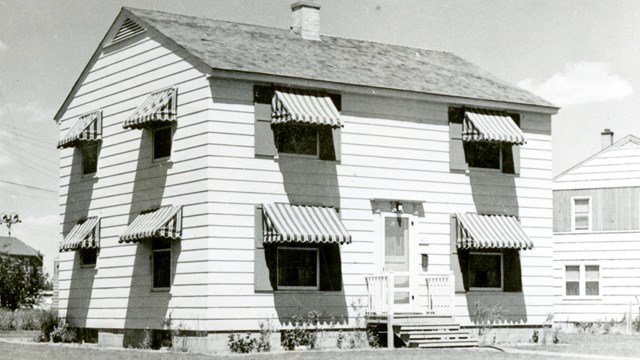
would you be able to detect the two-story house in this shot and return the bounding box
[554,130,640,325]
[55,2,557,351]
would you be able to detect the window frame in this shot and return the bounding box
[80,248,98,268]
[81,142,99,176]
[152,125,173,162]
[564,263,601,298]
[468,251,504,291]
[571,196,592,232]
[276,246,320,291]
[152,238,172,291]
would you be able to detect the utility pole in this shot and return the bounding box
[0,213,21,237]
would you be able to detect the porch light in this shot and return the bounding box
[394,201,403,213]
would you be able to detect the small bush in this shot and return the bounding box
[256,318,273,352]
[471,300,504,343]
[531,330,539,343]
[50,319,77,343]
[228,333,257,353]
[281,313,320,351]
[35,309,58,342]
[14,309,40,330]
[0,309,14,331]
[140,327,153,350]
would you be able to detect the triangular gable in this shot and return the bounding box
[53,8,213,123]
[554,134,640,183]
[108,17,146,45]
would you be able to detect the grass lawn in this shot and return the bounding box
[512,333,640,358]
[0,340,576,360]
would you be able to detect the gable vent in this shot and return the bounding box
[110,18,146,44]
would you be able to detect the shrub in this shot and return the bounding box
[281,313,321,351]
[0,309,14,331]
[35,309,58,342]
[50,319,77,343]
[256,318,273,352]
[228,333,257,353]
[14,309,39,330]
[471,300,504,341]
[140,327,153,350]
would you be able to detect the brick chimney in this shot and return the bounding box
[291,1,321,41]
[601,128,614,149]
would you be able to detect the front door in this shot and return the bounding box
[384,215,415,313]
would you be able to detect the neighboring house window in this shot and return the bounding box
[81,142,99,175]
[468,252,503,290]
[572,197,591,231]
[153,126,172,161]
[80,248,97,268]
[277,247,319,290]
[152,238,171,289]
[565,264,600,296]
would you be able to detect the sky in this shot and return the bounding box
[0,0,639,274]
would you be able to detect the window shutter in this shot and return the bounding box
[319,244,342,291]
[319,126,341,161]
[450,215,468,292]
[512,144,520,175]
[255,103,276,158]
[254,206,274,292]
[449,109,468,173]
[503,249,522,292]
[333,127,341,162]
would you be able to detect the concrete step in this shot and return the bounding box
[407,331,472,339]
[417,340,478,348]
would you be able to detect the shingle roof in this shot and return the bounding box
[125,7,556,109]
[0,236,41,258]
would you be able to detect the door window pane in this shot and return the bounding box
[385,217,409,271]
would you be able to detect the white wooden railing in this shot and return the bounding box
[365,271,455,316]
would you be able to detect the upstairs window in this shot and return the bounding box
[572,197,591,231]
[153,125,173,161]
[81,142,99,175]
[80,248,98,268]
[58,110,102,177]
[254,86,342,161]
[449,108,524,174]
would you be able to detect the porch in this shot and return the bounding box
[365,272,477,348]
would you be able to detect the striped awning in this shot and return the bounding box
[462,110,526,145]
[271,88,342,127]
[456,213,533,250]
[262,203,351,244]
[58,111,102,149]
[119,205,182,243]
[59,217,100,252]
[123,88,177,129]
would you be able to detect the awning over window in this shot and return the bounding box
[271,88,342,127]
[119,205,182,243]
[59,217,100,252]
[262,203,351,244]
[58,111,102,149]
[123,88,177,129]
[456,213,533,250]
[462,110,526,145]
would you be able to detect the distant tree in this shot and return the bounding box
[0,252,46,310]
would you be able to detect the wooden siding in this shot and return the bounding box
[58,31,553,332]
[57,32,212,330]
[554,232,640,322]
[553,187,640,233]
[555,139,640,190]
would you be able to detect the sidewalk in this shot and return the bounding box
[503,347,640,360]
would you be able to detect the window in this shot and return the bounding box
[152,238,172,289]
[572,197,591,231]
[565,264,600,296]
[469,252,503,290]
[277,247,319,290]
[153,126,172,160]
[275,123,319,156]
[80,248,97,268]
[81,142,98,175]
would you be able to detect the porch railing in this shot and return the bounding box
[365,271,455,317]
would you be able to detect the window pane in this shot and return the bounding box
[585,265,599,280]
[277,248,318,288]
[385,217,409,271]
[153,250,171,288]
[574,215,589,229]
[153,126,172,160]
[80,248,97,266]
[464,142,501,169]
[152,238,172,250]
[82,143,98,175]
[394,292,410,304]
[469,253,502,288]
[276,124,318,156]
[574,199,589,213]
[585,281,599,296]
[566,281,580,296]
[565,265,580,281]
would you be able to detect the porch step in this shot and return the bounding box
[372,320,478,349]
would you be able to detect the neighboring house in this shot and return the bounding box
[554,130,640,324]
[0,236,43,269]
[55,2,557,350]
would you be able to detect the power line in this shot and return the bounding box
[0,179,57,194]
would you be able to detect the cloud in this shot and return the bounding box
[518,61,633,106]
[0,40,7,51]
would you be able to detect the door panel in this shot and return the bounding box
[384,216,413,312]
